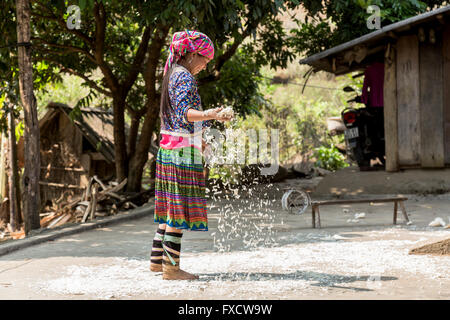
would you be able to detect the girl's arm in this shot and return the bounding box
[186,107,233,123]
[186,107,223,123]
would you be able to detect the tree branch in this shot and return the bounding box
[122,26,153,94]
[32,1,94,48]
[32,37,97,64]
[143,25,170,101]
[93,2,106,62]
[199,15,266,86]
[34,55,112,97]
[90,2,120,95]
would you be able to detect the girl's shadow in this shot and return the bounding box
[197,270,397,292]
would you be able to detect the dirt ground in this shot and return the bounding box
[409,238,450,256]
[0,175,448,300]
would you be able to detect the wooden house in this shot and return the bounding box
[299,6,450,172]
[18,102,117,211]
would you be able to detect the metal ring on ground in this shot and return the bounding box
[281,189,311,215]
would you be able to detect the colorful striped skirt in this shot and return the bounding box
[154,145,208,231]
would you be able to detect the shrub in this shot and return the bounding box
[313,145,349,171]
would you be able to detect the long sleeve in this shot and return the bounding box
[167,67,213,133]
[172,71,212,130]
[172,72,196,125]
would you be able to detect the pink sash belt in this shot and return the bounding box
[159,133,202,151]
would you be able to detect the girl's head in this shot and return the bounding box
[181,51,212,75]
[160,30,214,129]
[163,30,214,76]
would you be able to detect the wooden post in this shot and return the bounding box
[399,201,410,223]
[80,153,91,188]
[316,206,321,228]
[16,0,41,234]
[311,205,316,228]
[393,201,398,225]
[384,43,399,172]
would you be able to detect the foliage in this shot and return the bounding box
[314,144,349,171]
[208,165,241,186]
[199,47,265,118]
[292,0,447,56]
[9,0,304,189]
[289,22,333,57]
[24,0,299,115]
[222,60,361,173]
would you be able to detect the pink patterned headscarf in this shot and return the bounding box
[163,29,214,76]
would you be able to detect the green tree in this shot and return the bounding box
[1,0,60,233]
[24,0,299,192]
[291,0,447,56]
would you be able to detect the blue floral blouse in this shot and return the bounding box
[162,65,212,134]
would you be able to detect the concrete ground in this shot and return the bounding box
[313,166,450,196]
[0,177,448,300]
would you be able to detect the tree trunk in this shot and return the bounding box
[125,26,169,192]
[127,115,140,158]
[126,98,159,192]
[0,177,10,224]
[112,96,128,183]
[0,133,9,223]
[7,109,19,231]
[0,133,7,202]
[15,0,41,234]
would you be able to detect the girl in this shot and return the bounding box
[150,30,232,280]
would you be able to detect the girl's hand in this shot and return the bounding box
[216,113,234,122]
[204,107,223,120]
[215,107,234,122]
[204,107,234,122]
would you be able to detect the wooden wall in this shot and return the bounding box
[396,35,421,165]
[419,31,444,168]
[443,24,450,164]
[390,28,450,169]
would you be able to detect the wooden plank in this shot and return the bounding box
[89,152,106,161]
[40,166,86,172]
[311,197,408,206]
[38,181,84,189]
[443,24,450,164]
[396,35,421,165]
[384,44,399,172]
[419,33,445,168]
[89,184,98,221]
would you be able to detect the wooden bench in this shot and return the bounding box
[310,197,410,228]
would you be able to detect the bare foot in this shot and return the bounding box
[163,266,199,280]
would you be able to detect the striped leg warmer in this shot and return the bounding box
[150,227,166,267]
[162,232,183,267]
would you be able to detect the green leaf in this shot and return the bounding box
[69,106,82,122]
[79,0,87,11]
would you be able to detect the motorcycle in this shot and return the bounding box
[328,86,385,170]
